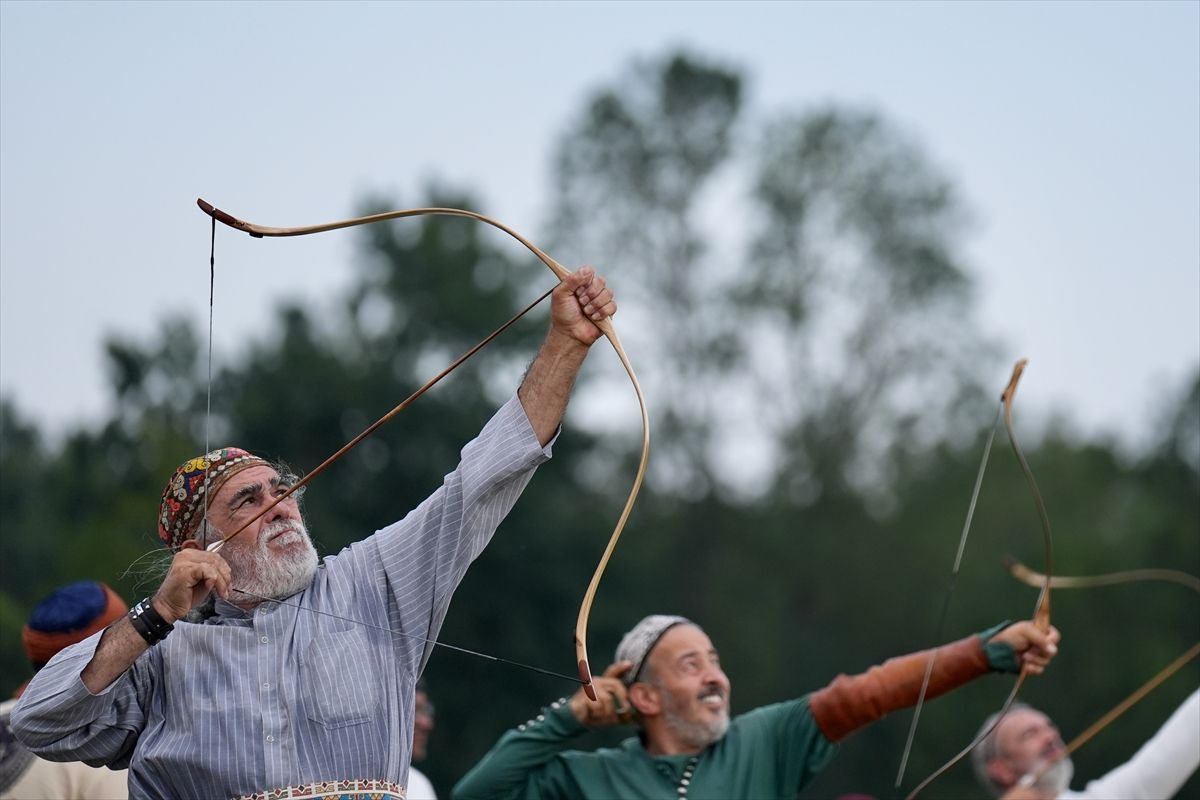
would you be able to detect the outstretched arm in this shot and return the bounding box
[810,620,1060,742]
[518,267,616,445]
[1052,688,1199,800]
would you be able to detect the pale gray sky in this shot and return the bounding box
[2,1,1197,451]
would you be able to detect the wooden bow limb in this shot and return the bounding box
[906,358,1055,799]
[197,199,650,702]
[1005,557,1200,594]
[997,358,1054,641]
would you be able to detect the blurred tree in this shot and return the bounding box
[1,47,1196,800]
[547,52,745,502]
[539,48,1196,800]
[1155,367,1200,474]
[547,52,997,514]
[742,107,995,510]
[0,400,47,684]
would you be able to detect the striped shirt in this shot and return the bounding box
[13,396,551,799]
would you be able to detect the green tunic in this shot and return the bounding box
[454,623,1018,800]
[453,696,837,800]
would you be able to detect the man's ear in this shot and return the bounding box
[988,757,1018,789]
[629,682,660,716]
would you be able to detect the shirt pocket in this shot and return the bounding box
[301,628,381,729]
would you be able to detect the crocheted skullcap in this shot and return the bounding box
[614,614,692,686]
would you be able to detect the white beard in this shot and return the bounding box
[1018,755,1074,797]
[1034,755,1074,796]
[228,519,319,600]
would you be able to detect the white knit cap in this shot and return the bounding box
[614,614,692,686]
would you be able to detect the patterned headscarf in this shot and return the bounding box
[22,580,128,669]
[614,614,692,686]
[158,447,270,549]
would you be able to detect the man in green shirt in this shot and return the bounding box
[454,614,1060,800]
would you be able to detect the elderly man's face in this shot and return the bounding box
[991,708,1070,789]
[643,624,731,749]
[203,465,318,600]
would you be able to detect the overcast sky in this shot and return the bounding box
[2,1,1197,452]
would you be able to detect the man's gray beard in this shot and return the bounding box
[1033,755,1074,796]
[228,519,319,601]
[659,689,730,750]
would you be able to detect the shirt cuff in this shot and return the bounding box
[505,393,559,458]
[979,620,1021,674]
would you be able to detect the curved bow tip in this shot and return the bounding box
[1003,554,1038,584]
[197,197,234,224]
[196,198,262,238]
[1001,358,1029,403]
[577,659,597,701]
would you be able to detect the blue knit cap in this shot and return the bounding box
[23,580,127,668]
[27,581,107,632]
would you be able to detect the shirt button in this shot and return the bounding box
[266,735,275,743]
[260,636,269,643]
[262,683,271,690]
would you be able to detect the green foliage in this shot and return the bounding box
[2,51,1197,800]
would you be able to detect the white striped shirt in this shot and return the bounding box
[13,396,551,799]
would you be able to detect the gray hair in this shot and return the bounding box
[971,702,1035,797]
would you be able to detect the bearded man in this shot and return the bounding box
[12,267,617,800]
[972,690,1199,800]
[454,614,1061,800]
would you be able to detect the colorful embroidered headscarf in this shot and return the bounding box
[158,447,270,549]
[22,580,128,669]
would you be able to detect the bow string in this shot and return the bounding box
[903,358,1055,798]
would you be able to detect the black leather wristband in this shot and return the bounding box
[129,596,174,646]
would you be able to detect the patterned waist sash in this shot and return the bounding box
[236,778,404,800]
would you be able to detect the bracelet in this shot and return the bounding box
[129,597,174,646]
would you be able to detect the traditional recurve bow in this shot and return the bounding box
[1003,556,1199,788]
[902,358,1055,799]
[197,199,650,701]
